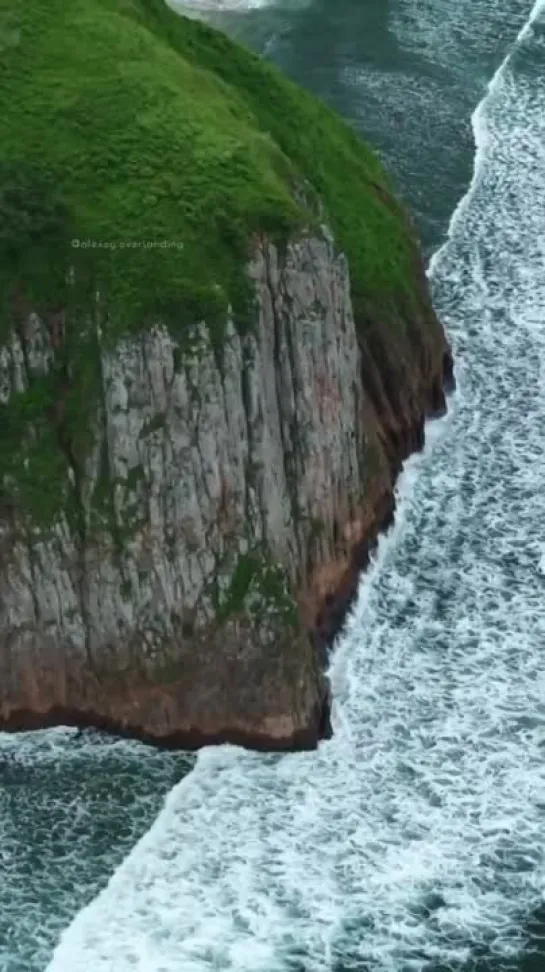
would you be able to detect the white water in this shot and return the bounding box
[46,3,545,970]
[167,0,297,14]
[169,1,267,10]
[391,0,532,76]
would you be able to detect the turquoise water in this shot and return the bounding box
[3,1,545,969]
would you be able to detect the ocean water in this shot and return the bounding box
[3,1,545,969]
[0,730,193,971]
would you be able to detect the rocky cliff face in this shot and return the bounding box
[0,229,452,749]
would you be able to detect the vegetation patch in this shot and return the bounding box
[0,0,419,338]
[213,548,299,629]
[0,375,71,525]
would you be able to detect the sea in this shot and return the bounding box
[2,0,545,969]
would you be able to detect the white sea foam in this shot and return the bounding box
[166,0,298,15]
[46,2,545,970]
[168,0,268,11]
[391,0,532,79]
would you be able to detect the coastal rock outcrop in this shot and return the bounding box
[0,0,452,749]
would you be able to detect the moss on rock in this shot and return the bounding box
[213,548,299,630]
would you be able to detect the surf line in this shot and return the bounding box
[429,0,545,282]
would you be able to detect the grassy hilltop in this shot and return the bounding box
[0,0,423,523]
[0,0,416,330]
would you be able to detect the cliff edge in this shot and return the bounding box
[0,0,453,749]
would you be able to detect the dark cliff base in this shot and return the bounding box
[1,702,332,753]
[0,643,333,753]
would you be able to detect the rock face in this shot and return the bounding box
[0,0,454,750]
[0,230,452,749]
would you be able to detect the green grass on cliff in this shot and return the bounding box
[0,0,415,333]
[0,0,422,524]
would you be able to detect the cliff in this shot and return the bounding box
[0,0,453,749]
